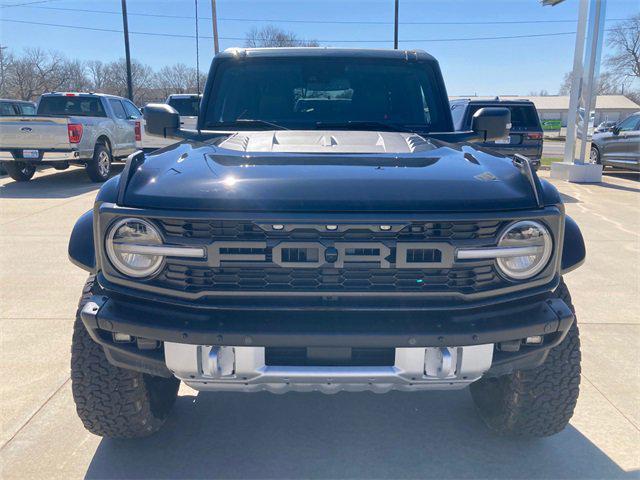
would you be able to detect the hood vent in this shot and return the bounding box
[216,130,435,154]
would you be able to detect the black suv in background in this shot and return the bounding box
[450,98,544,170]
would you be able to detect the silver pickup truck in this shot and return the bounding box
[0,92,143,182]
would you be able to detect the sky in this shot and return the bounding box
[0,0,638,96]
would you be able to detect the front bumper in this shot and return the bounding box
[80,287,575,388]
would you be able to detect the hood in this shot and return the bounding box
[123,131,542,212]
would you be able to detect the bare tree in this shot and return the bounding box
[245,25,318,48]
[153,63,206,99]
[0,45,13,97]
[558,71,629,96]
[103,58,154,104]
[86,60,108,92]
[528,89,549,96]
[605,14,640,86]
[1,46,206,105]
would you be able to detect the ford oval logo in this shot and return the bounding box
[20,127,32,133]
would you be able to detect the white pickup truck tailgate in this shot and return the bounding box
[0,116,71,150]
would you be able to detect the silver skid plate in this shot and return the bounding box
[164,344,494,393]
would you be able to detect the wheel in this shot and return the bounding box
[590,145,602,166]
[71,276,180,438]
[3,161,36,182]
[470,279,581,437]
[85,144,112,182]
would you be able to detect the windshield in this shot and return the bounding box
[204,58,449,132]
[168,97,200,116]
[37,96,106,117]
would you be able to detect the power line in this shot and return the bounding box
[10,4,629,25]
[0,0,58,8]
[1,18,625,43]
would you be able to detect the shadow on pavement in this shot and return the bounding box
[0,165,124,199]
[560,192,580,203]
[596,181,640,194]
[85,390,634,479]
[603,170,639,183]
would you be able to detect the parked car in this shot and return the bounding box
[0,98,37,116]
[166,93,201,130]
[69,48,584,440]
[0,99,37,176]
[450,97,544,170]
[590,112,640,171]
[594,120,616,134]
[0,92,143,182]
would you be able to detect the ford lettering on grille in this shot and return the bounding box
[207,241,454,269]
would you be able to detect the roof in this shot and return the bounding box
[41,92,127,100]
[449,95,640,111]
[450,97,534,105]
[167,94,202,99]
[219,47,436,62]
[0,98,36,104]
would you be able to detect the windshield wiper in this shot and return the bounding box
[315,121,411,133]
[205,119,289,130]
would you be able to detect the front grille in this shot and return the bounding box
[159,219,502,242]
[146,219,507,295]
[157,262,499,294]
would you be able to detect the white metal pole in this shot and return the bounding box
[563,0,589,164]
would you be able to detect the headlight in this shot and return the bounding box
[106,218,164,278]
[496,221,552,280]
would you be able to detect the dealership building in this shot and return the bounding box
[449,95,640,127]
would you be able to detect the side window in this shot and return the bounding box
[123,101,141,119]
[20,104,36,115]
[0,102,17,115]
[618,115,640,131]
[450,104,466,130]
[109,99,127,120]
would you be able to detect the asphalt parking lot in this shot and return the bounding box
[1,165,638,479]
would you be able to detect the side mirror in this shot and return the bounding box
[143,103,183,139]
[471,107,511,142]
[611,126,620,135]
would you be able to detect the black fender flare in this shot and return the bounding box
[561,215,586,275]
[68,209,96,273]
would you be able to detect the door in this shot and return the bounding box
[108,99,135,156]
[601,114,640,166]
[619,115,640,169]
[122,100,143,151]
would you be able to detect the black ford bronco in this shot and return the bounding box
[68,48,585,439]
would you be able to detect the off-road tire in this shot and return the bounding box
[470,279,581,437]
[71,276,180,438]
[3,161,36,182]
[85,144,112,182]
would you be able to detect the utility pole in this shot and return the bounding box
[121,0,134,101]
[211,0,219,54]
[195,0,201,94]
[393,0,399,49]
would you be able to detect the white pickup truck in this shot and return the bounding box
[0,92,143,182]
